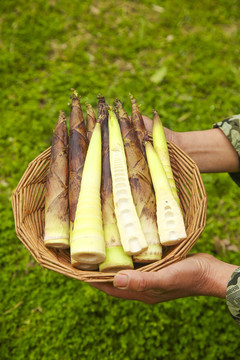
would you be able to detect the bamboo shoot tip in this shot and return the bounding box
[108,105,113,113]
[113,98,121,107]
[85,100,91,108]
[97,93,106,102]
[58,110,66,123]
[70,88,80,100]
[152,109,160,117]
[129,93,136,104]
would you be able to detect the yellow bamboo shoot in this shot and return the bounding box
[99,98,133,272]
[145,141,187,246]
[70,118,105,265]
[152,110,180,207]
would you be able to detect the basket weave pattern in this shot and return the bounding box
[12,141,207,282]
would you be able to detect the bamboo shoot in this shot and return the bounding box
[86,101,96,142]
[70,118,105,265]
[152,110,180,207]
[44,111,69,248]
[115,99,162,262]
[99,99,133,272]
[108,107,148,256]
[145,140,186,246]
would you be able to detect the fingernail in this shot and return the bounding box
[114,273,129,289]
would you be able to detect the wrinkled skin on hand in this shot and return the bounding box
[91,253,235,304]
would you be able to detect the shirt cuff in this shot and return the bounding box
[213,115,240,186]
[226,267,240,326]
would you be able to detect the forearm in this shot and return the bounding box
[199,256,239,299]
[174,128,239,173]
[142,115,239,173]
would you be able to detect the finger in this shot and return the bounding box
[113,270,163,292]
[90,281,115,293]
[90,282,149,302]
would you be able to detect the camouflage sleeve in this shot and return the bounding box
[213,115,240,186]
[213,116,240,325]
[226,267,240,326]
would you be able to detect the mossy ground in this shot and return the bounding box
[1,1,239,359]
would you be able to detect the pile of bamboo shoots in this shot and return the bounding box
[44,91,186,272]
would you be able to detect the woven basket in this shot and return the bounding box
[12,141,207,282]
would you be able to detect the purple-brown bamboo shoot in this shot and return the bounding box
[44,111,69,248]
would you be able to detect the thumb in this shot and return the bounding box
[113,270,161,291]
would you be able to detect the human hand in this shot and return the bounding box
[91,253,238,304]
